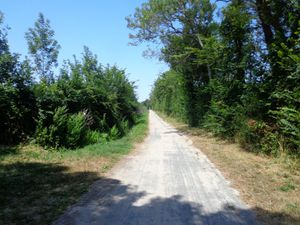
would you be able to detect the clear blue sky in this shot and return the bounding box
[1,0,169,101]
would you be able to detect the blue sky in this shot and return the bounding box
[1,0,169,101]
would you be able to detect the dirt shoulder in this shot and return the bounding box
[158,113,300,225]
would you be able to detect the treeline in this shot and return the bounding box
[128,0,300,156]
[1,13,139,149]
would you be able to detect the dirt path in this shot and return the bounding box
[54,111,259,225]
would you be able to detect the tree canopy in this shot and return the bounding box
[132,0,300,155]
[25,13,61,83]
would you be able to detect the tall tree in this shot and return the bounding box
[219,0,255,103]
[147,0,300,154]
[25,13,60,83]
[127,0,216,126]
[255,0,300,81]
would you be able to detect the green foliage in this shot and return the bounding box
[128,0,216,126]
[202,100,233,136]
[141,0,300,156]
[85,130,104,145]
[141,99,150,110]
[0,11,139,150]
[36,107,105,149]
[0,84,23,143]
[150,70,186,121]
[118,118,129,137]
[248,123,280,155]
[272,107,300,153]
[25,13,60,83]
[0,14,36,144]
[35,107,68,149]
[66,112,87,148]
[279,181,296,192]
[108,125,120,141]
[32,49,139,149]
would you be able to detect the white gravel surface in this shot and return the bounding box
[54,111,259,225]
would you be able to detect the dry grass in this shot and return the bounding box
[0,148,103,225]
[159,113,300,225]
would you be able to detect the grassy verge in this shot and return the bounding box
[157,112,300,225]
[0,112,149,225]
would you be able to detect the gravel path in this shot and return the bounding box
[54,111,259,225]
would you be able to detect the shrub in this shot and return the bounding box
[118,118,129,136]
[240,120,281,155]
[202,100,245,138]
[35,106,67,148]
[272,107,300,153]
[35,106,88,149]
[108,125,120,140]
[0,83,36,144]
[66,112,87,148]
[85,130,105,144]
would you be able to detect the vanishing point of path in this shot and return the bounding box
[54,111,259,225]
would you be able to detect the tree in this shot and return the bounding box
[127,0,216,126]
[25,13,60,83]
[254,0,300,87]
[150,70,186,120]
[218,0,255,102]
[147,0,300,155]
[0,12,36,144]
[0,12,18,84]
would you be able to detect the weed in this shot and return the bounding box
[279,182,296,192]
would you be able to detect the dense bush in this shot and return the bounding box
[32,52,139,149]
[35,107,89,149]
[0,12,139,149]
[85,130,105,145]
[0,60,37,144]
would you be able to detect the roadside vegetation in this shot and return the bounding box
[158,112,299,225]
[128,0,300,157]
[129,1,300,224]
[0,111,148,225]
[0,10,149,225]
[1,12,139,149]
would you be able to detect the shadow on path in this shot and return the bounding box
[0,162,100,225]
[55,177,300,225]
[0,161,299,225]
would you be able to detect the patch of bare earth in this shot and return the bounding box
[160,115,300,225]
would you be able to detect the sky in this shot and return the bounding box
[0,0,169,101]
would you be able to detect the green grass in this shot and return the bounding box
[65,112,148,158]
[279,181,296,192]
[0,111,149,225]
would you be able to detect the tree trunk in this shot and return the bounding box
[255,0,273,49]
